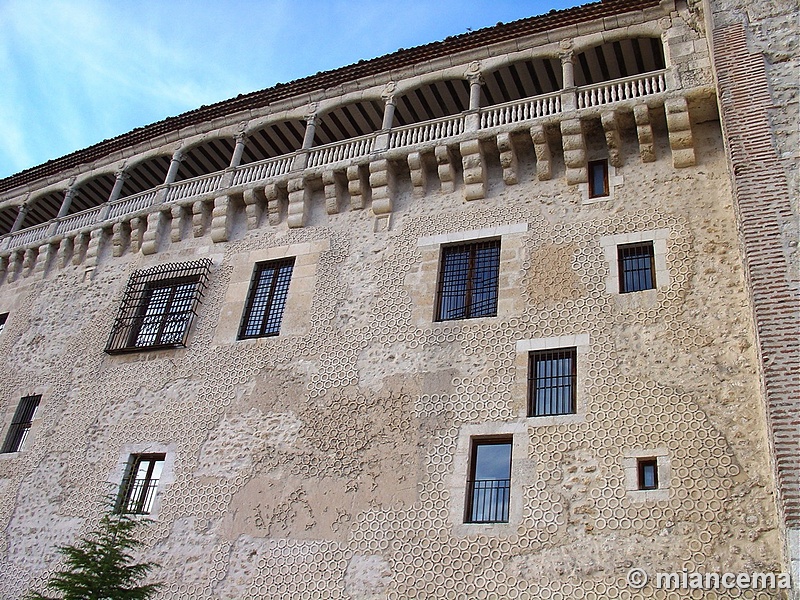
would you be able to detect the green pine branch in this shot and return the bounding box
[27,509,162,600]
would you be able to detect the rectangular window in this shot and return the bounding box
[528,348,577,417]
[588,159,609,198]
[238,258,295,339]
[465,438,512,523]
[0,313,8,335]
[637,458,659,490]
[105,259,211,354]
[436,240,501,321]
[618,242,656,293]
[1,395,41,453]
[117,454,166,515]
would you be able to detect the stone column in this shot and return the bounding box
[57,186,77,219]
[302,114,317,150]
[230,132,248,168]
[10,204,29,233]
[165,150,184,185]
[465,64,484,133]
[108,171,128,204]
[560,45,577,112]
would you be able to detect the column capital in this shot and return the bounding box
[381,81,397,105]
[114,169,130,181]
[465,61,484,85]
[171,148,184,162]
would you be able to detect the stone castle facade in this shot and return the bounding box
[0,0,796,598]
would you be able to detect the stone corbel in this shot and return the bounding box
[346,165,369,210]
[287,178,309,228]
[192,201,209,238]
[369,159,395,215]
[141,210,164,254]
[665,96,695,168]
[531,123,552,181]
[407,152,427,197]
[243,187,265,229]
[601,110,623,167]
[460,139,486,201]
[435,146,456,193]
[323,170,343,215]
[210,195,231,242]
[634,104,656,163]
[497,132,518,185]
[264,183,282,225]
[560,118,587,185]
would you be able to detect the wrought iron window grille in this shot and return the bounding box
[105,259,211,354]
[618,242,656,293]
[116,453,165,515]
[528,347,577,417]
[465,438,512,524]
[436,240,501,321]
[1,394,41,453]
[238,258,295,340]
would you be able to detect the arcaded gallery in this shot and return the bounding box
[0,0,796,598]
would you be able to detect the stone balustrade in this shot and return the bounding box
[0,71,680,256]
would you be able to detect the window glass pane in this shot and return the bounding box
[530,348,576,416]
[239,259,295,339]
[618,243,655,293]
[474,443,512,480]
[437,241,500,321]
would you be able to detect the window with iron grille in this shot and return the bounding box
[618,242,656,293]
[1,394,41,453]
[238,258,295,339]
[105,259,211,354]
[588,159,609,198]
[436,240,501,321]
[117,454,165,515]
[465,438,512,523]
[528,348,577,417]
[0,313,7,335]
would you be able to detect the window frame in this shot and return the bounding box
[105,259,211,354]
[435,239,501,322]
[464,437,513,524]
[116,453,166,515]
[1,394,41,453]
[528,347,577,417]
[588,159,609,198]
[237,257,296,340]
[617,241,657,293]
[637,458,659,490]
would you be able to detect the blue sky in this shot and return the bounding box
[0,0,586,180]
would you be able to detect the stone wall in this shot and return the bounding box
[0,113,787,598]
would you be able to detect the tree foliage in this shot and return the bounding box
[27,509,161,600]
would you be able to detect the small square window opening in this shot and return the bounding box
[117,454,166,515]
[436,240,501,322]
[1,395,41,453]
[588,160,609,198]
[528,348,577,417]
[465,438,512,523]
[637,458,659,490]
[238,258,295,339]
[618,242,656,293]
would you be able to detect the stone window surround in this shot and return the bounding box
[580,159,623,205]
[599,229,670,295]
[623,447,670,502]
[215,238,329,342]
[515,334,590,425]
[410,223,528,326]
[449,422,531,537]
[107,443,176,520]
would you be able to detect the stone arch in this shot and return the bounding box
[242,118,306,162]
[313,98,385,146]
[480,55,564,105]
[392,78,471,126]
[573,36,666,86]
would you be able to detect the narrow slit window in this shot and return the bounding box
[238,258,295,339]
[1,394,41,453]
[0,313,7,335]
[465,438,512,524]
[436,240,501,321]
[618,242,656,293]
[637,458,659,490]
[588,159,609,198]
[528,348,577,417]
